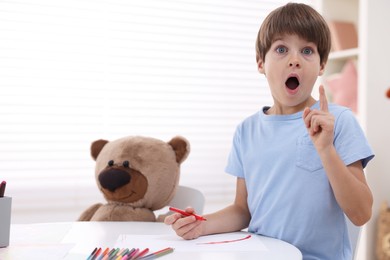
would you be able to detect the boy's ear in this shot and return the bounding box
[257,59,266,74]
[319,62,326,76]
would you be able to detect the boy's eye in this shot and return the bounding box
[302,47,313,55]
[276,46,287,54]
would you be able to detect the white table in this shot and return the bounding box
[0,221,302,259]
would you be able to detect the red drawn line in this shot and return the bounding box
[196,234,252,245]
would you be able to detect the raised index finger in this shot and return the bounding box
[319,85,328,112]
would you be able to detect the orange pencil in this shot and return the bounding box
[98,248,109,260]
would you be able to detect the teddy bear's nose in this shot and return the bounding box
[98,169,131,192]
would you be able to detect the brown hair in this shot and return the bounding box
[255,3,331,65]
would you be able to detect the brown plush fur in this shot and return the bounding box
[78,135,190,222]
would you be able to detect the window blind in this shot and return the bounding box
[0,0,308,223]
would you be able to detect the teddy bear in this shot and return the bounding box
[78,135,190,222]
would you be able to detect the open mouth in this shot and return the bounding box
[285,77,300,90]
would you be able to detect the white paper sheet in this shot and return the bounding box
[114,232,267,252]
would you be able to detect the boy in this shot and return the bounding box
[164,3,374,259]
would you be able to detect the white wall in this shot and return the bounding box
[359,0,390,259]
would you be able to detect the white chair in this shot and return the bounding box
[168,185,205,214]
[156,185,205,221]
[346,216,361,260]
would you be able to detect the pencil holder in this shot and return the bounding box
[0,196,12,247]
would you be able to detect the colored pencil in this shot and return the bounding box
[128,248,139,260]
[88,247,172,260]
[108,248,120,260]
[0,181,6,197]
[138,247,174,259]
[87,247,98,260]
[97,248,110,260]
[91,248,102,260]
[132,248,149,259]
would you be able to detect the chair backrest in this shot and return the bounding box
[346,216,361,259]
[168,185,205,214]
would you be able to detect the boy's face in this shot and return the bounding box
[257,34,325,114]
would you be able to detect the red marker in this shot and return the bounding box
[169,206,207,221]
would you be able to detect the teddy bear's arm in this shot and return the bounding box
[156,212,171,222]
[78,203,103,221]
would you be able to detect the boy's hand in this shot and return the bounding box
[302,85,335,151]
[164,207,203,240]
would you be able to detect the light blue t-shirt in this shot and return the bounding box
[225,102,374,260]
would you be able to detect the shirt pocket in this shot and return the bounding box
[296,136,323,172]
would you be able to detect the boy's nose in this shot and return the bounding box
[288,52,301,68]
[289,61,300,68]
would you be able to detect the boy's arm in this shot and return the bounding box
[164,178,251,239]
[202,178,251,235]
[303,85,373,226]
[318,147,373,226]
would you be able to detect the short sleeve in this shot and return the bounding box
[333,109,374,168]
[225,125,245,178]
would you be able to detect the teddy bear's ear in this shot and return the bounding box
[168,136,190,164]
[91,139,109,161]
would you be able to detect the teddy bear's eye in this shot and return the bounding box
[123,160,130,168]
[108,160,114,166]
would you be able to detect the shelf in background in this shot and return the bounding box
[328,48,359,61]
